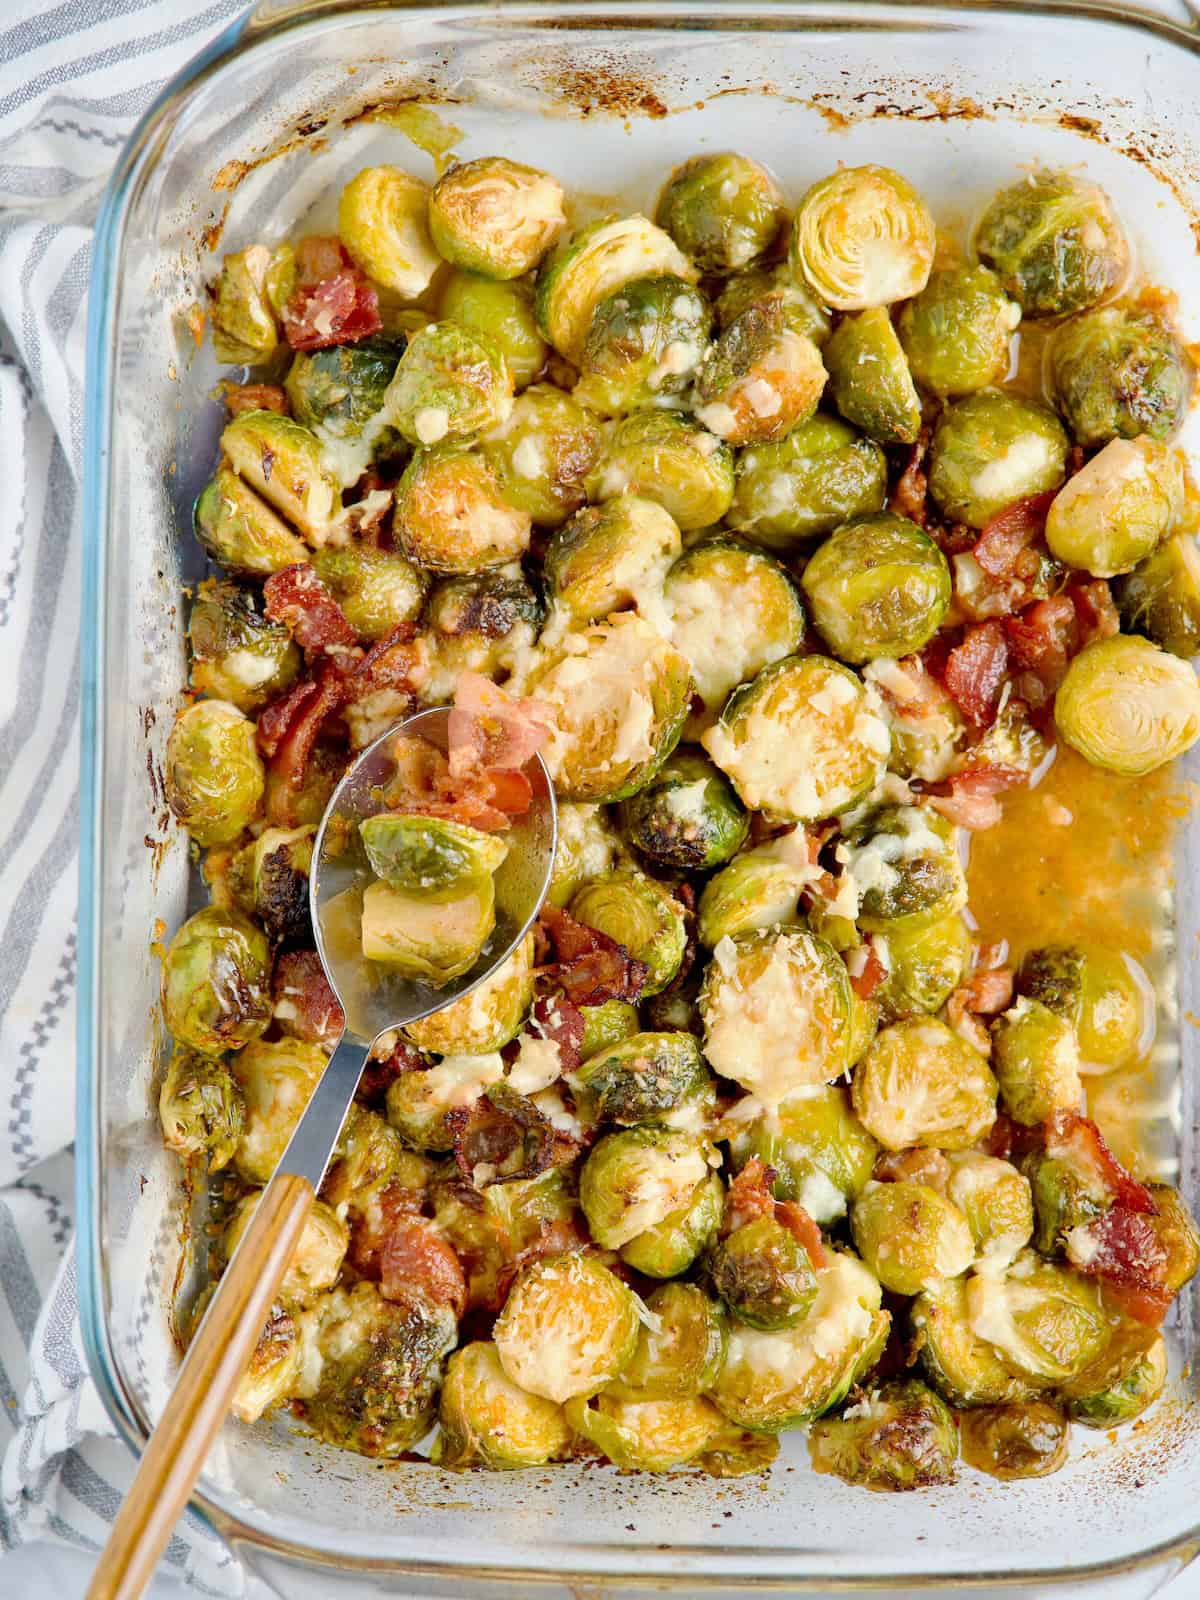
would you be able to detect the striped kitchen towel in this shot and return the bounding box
[0,1,248,1589]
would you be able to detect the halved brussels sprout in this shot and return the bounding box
[309,545,428,642]
[433,1340,572,1469]
[395,445,531,572]
[809,1378,958,1491]
[1055,634,1200,775]
[974,170,1128,319]
[285,337,404,438]
[165,700,265,847]
[727,413,887,553]
[385,1055,496,1152]
[229,1299,303,1424]
[574,1031,707,1126]
[440,272,548,391]
[546,802,624,908]
[730,1086,878,1222]
[494,1253,640,1403]
[711,1215,820,1330]
[712,1251,888,1432]
[897,265,1020,397]
[959,1400,1069,1480]
[360,877,495,982]
[322,1103,429,1218]
[1045,436,1183,578]
[850,1180,975,1296]
[429,157,566,279]
[802,514,950,664]
[716,264,832,347]
[1145,1183,1200,1294]
[663,537,805,722]
[158,1046,245,1171]
[228,824,314,945]
[221,411,341,543]
[1064,1331,1167,1428]
[791,165,935,311]
[1116,533,1200,659]
[608,1282,727,1401]
[619,1169,724,1278]
[852,1018,997,1151]
[694,303,827,447]
[211,244,284,364]
[579,1125,712,1249]
[224,1191,347,1303]
[1017,943,1150,1075]
[535,213,698,363]
[384,321,512,447]
[912,1277,1036,1409]
[194,466,309,576]
[232,1037,326,1183]
[585,411,735,532]
[945,1152,1034,1268]
[840,805,967,933]
[656,152,786,274]
[702,654,890,823]
[617,747,749,871]
[1048,305,1190,447]
[580,998,641,1058]
[421,566,544,700]
[964,1252,1109,1385]
[928,388,1069,530]
[188,580,301,713]
[695,832,811,947]
[573,275,711,416]
[481,383,600,525]
[991,997,1083,1127]
[544,495,682,625]
[699,927,852,1108]
[361,813,508,899]
[305,1282,457,1457]
[566,1392,724,1471]
[823,307,922,446]
[161,907,271,1057]
[875,912,972,1021]
[338,165,441,299]
[403,932,534,1055]
[569,870,687,996]
[523,614,691,802]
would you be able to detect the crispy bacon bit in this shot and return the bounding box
[849,940,888,1001]
[221,381,289,417]
[282,268,382,352]
[1068,579,1120,646]
[530,995,585,1074]
[378,1215,468,1318]
[945,989,992,1056]
[972,492,1056,579]
[722,1157,777,1235]
[1043,1111,1157,1215]
[447,672,555,781]
[873,1147,952,1191]
[1003,593,1077,703]
[264,564,358,654]
[271,948,345,1045]
[447,1082,580,1189]
[358,1033,427,1104]
[775,1201,828,1271]
[959,964,1015,1017]
[1066,1209,1172,1325]
[346,1179,426,1279]
[888,427,931,527]
[536,904,649,1007]
[927,764,1027,831]
[346,621,421,702]
[257,665,344,824]
[942,621,1009,726]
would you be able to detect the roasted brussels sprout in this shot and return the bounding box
[429,157,566,279]
[285,337,403,438]
[536,214,698,363]
[964,1252,1109,1385]
[802,514,950,663]
[403,932,534,1055]
[699,927,852,1108]
[655,152,785,274]
[165,700,264,847]
[481,383,599,526]
[864,656,965,784]
[695,832,811,946]
[384,320,512,448]
[579,998,641,1058]
[265,738,343,831]
[544,495,681,625]
[220,411,341,543]
[991,997,1082,1126]
[385,1054,503,1152]
[585,410,735,532]
[945,1152,1034,1268]
[850,1180,974,1296]
[711,1215,820,1330]
[224,1191,347,1303]
[546,801,624,908]
[574,1031,707,1126]
[928,388,1069,530]
[523,614,691,802]
[730,1086,878,1221]
[579,1125,713,1249]
[716,263,832,347]
[897,265,1020,397]
[1017,944,1149,1075]
[433,1340,572,1469]
[1115,533,1200,659]
[194,466,309,576]
[1055,634,1200,775]
[912,1277,1036,1408]
[619,1169,724,1278]
[617,748,748,871]
[823,307,922,447]
[840,805,967,933]
[974,171,1128,319]
[702,654,890,822]
[229,1300,303,1424]
[852,1018,997,1151]
[712,1251,888,1431]
[305,1281,457,1457]
[232,1037,326,1183]
[308,545,428,642]
[959,1400,1069,1480]
[1064,1330,1167,1428]
[360,813,508,899]
[360,877,495,982]
[567,1392,724,1471]
[1045,436,1183,579]
[211,244,285,365]
[573,275,711,416]
[608,1282,727,1401]
[809,1378,958,1491]
[188,580,301,713]
[1145,1183,1200,1294]
[158,1046,245,1171]
[1048,305,1189,447]
[161,907,271,1057]
[494,1253,640,1402]
[324,1104,431,1218]
[875,912,972,1021]
[727,412,887,553]
[694,302,827,447]
[440,271,548,392]
[569,870,686,996]
[791,165,935,311]
[338,165,441,299]
[227,824,313,945]
[421,567,544,699]
[395,445,531,572]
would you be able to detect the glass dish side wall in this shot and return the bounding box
[80,3,1200,1591]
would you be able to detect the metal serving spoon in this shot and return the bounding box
[90,708,556,1600]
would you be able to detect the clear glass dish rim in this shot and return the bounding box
[76,0,1200,1585]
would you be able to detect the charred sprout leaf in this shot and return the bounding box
[429,157,566,280]
[897,265,1020,397]
[384,320,513,447]
[229,1299,304,1423]
[194,466,309,577]
[433,1340,572,1469]
[959,1400,1069,1480]
[711,1214,820,1330]
[360,877,495,982]
[481,383,600,526]
[158,1046,245,1171]
[1045,436,1183,578]
[852,1018,997,1152]
[395,444,531,572]
[440,271,548,392]
[617,747,749,872]
[285,337,403,438]
[228,825,314,945]
[493,1253,640,1403]
[422,567,543,698]
[573,275,711,416]
[608,1281,728,1402]
[840,805,967,933]
[544,494,682,626]
[166,700,264,847]
[338,165,441,299]
[694,302,827,447]
[161,907,271,1057]
[1055,634,1200,776]
[574,1030,707,1126]
[809,1378,958,1491]
[188,580,301,713]
[928,388,1068,530]
[586,410,735,532]
[728,412,887,553]
[1115,533,1200,659]
[974,170,1128,319]
[802,513,950,663]
[220,411,341,544]
[823,307,922,447]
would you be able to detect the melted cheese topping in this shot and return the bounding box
[422,1051,506,1109]
[605,1140,709,1247]
[970,432,1058,506]
[724,1253,879,1377]
[507,1033,563,1097]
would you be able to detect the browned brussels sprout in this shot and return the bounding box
[656,152,786,275]
[959,1400,1070,1480]
[974,171,1128,319]
[809,1378,958,1490]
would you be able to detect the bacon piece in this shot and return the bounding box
[888,427,930,527]
[221,381,289,417]
[378,1215,468,1318]
[447,672,555,781]
[958,964,1015,1017]
[529,995,585,1075]
[283,269,382,351]
[345,1177,427,1278]
[345,621,422,701]
[926,764,1027,831]
[258,666,346,825]
[264,564,359,654]
[723,1157,777,1235]
[942,621,1009,726]
[1003,593,1078,706]
[1068,579,1120,647]
[1043,1110,1157,1215]
[874,1147,952,1191]
[358,1033,427,1105]
[271,948,344,1045]
[1066,1208,1171,1326]
[849,940,888,1001]
[775,1202,828,1271]
[447,1082,580,1189]
[945,990,992,1056]
[536,904,649,1007]
[972,492,1057,579]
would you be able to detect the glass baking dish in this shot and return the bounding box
[78,1,1200,1593]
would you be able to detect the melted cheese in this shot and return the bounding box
[604,1139,709,1248]
[422,1051,505,1110]
[507,1033,563,1097]
[970,433,1058,506]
